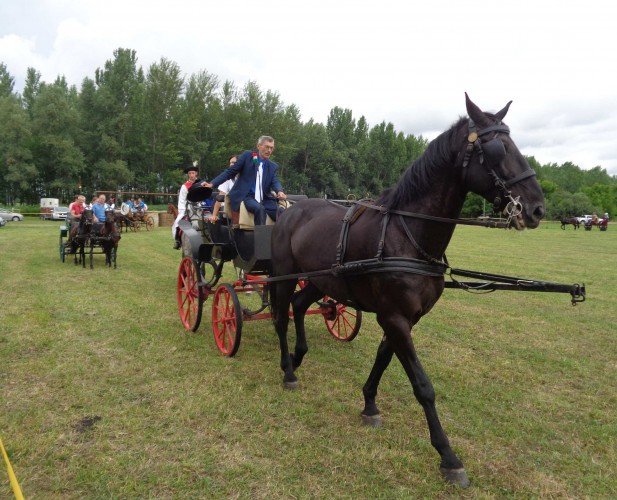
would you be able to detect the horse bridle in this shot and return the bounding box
[461,119,536,224]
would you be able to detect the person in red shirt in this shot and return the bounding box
[69,195,86,227]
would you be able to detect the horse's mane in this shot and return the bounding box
[377,117,467,209]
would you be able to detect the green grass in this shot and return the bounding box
[1,220,616,498]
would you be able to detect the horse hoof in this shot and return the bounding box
[440,467,470,488]
[283,380,298,390]
[361,413,383,428]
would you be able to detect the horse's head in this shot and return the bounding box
[82,208,93,227]
[459,94,545,229]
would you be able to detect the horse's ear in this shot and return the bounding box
[465,93,486,124]
[494,100,513,122]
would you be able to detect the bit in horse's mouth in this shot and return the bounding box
[508,213,526,230]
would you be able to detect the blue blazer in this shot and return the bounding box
[210,150,284,211]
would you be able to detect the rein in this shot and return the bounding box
[353,200,513,229]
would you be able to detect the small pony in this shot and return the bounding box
[560,217,580,230]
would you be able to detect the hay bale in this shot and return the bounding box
[159,213,174,227]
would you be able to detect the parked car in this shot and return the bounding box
[0,216,5,227]
[576,215,594,224]
[52,206,69,220]
[0,208,24,221]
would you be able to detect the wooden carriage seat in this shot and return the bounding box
[224,194,291,230]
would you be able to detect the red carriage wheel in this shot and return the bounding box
[323,299,362,341]
[177,256,204,332]
[212,283,243,357]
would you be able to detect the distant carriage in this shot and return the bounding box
[59,209,121,268]
[584,216,609,231]
[116,203,154,232]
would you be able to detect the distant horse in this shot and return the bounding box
[167,203,178,217]
[98,209,121,268]
[560,217,580,230]
[269,94,545,488]
[68,209,94,267]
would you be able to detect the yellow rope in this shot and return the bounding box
[0,436,24,500]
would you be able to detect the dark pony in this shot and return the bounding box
[269,94,545,488]
[68,209,94,267]
[560,217,580,230]
[98,209,121,268]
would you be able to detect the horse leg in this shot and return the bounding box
[361,336,395,427]
[271,279,300,388]
[289,282,323,370]
[381,316,470,488]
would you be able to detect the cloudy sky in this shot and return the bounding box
[1,0,616,175]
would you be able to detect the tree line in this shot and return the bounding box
[1,48,615,218]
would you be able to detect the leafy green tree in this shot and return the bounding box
[326,107,361,197]
[22,67,41,117]
[30,81,85,200]
[0,62,15,97]
[582,183,616,218]
[546,190,593,219]
[183,69,220,169]
[287,119,338,197]
[144,58,185,180]
[83,48,147,192]
[0,95,38,204]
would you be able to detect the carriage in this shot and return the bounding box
[175,95,587,488]
[584,216,609,231]
[176,190,362,356]
[59,208,121,268]
[116,203,155,232]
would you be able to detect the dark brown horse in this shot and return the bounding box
[560,217,580,229]
[269,94,545,488]
[98,209,121,268]
[68,209,94,267]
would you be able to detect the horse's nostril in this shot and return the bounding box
[533,205,546,219]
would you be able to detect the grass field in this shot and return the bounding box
[1,218,615,498]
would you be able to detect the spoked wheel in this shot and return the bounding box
[134,221,141,232]
[146,216,154,231]
[177,256,204,332]
[212,283,242,357]
[322,298,362,341]
[200,259,222,287]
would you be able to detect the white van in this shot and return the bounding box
[40,198,60,220]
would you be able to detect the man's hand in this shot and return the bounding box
[203,182,213,188]
[277,191,286,200]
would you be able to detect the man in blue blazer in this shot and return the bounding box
[206,136,287,225]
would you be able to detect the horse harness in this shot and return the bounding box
[322,120,540,299]
[461,119,536,217]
